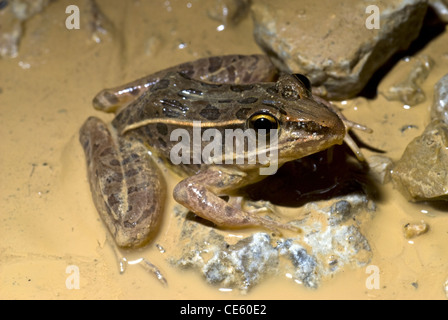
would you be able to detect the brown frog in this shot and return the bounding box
[79,54,368,251]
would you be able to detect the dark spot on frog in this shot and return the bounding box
[151,79,170,91]
[140,205,156,221]
[125,168,139,178]
[266,86,278,95]
[156,123,168,136]
[208,56,223,73]
[127,186,138,194]
[158,137,167,148]
[238,97,258,104]
[225,206,234,217]
[199,104,221,121]
[110,159,120,166]
[122,153,139,165]
[200,82,222,89]
[230,84,254,92]
[107,193,120,208]
[123,220,137,228]
[235,108,251,120]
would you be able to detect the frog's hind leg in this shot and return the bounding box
[109,239,167,286]
[79,117,166,248]
[80,117,167,284]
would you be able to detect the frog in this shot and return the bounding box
[79,54,369,252]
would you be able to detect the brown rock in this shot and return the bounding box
[391,120,448,201]
[402,221,429,239]
[251,0,428,99]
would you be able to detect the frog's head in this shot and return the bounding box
[245,73,346,166]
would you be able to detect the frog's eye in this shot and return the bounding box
[293,73,312,92]
[248,112,279,134]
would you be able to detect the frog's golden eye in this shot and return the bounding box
[248,112,279,134]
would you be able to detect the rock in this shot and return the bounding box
[83,0,115,44]
[429,0,448,23]
[431,73,448,123]
[207,0,252,27]
[0,0,50,59]
[171,192,374,291]
[277,239,319,288]
[0,2,23,58]
[391,120,448,201]
[251,0,428,99]
[402,221,429,239]
[368,155,394,184]
[382,55,434,106]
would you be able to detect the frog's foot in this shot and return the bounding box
[110,242,167,286]
[79,117,166,248]
[173,169,299,235]
[229,196,280,216]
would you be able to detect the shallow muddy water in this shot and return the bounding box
[1,0,447,299]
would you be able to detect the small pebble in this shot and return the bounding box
[403,221,429,239]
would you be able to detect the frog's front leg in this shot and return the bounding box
[79,117,166,248]
[173,167,297,233]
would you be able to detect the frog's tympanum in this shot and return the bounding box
[80,55,367,249]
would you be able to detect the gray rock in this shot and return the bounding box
[171,192,374,291]
[251,0,428,99]
[431,73,448,123]
[0,0,51,58]
[391,120,448,201]
[277,240,319,288]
